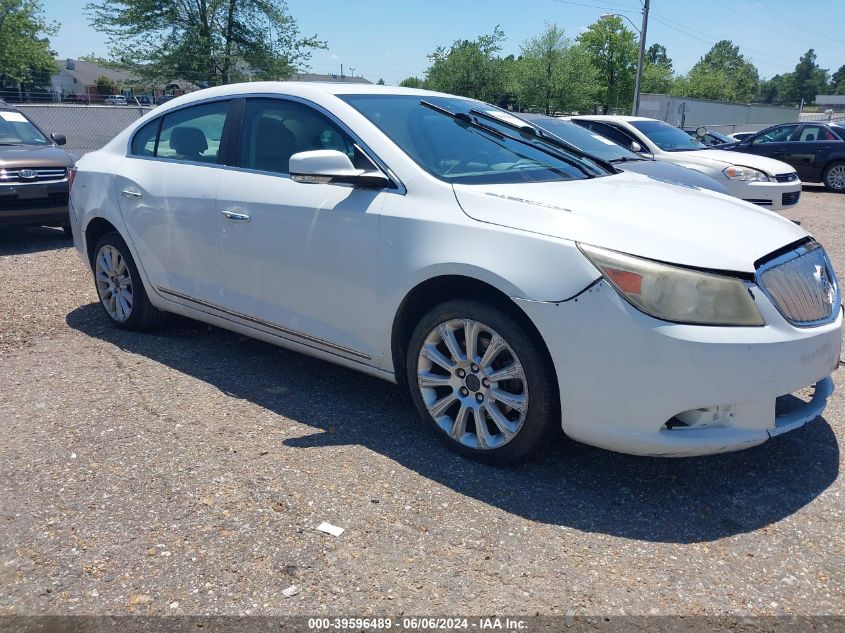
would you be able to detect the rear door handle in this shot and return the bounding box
[221,208,251,222]
[121,189,142,199]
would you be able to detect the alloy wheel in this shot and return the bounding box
[827,164,845,191]
[416,319,529,450]
[95,244,134,322]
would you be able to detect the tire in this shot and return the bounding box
[92,231,164,330]
[822,161,845,193]
[405,299,559,464]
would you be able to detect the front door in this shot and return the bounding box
[214,97,386,363]
[738,124,798,170]
[115,99,231,305]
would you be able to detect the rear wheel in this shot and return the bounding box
[406,299,558,464]
[92,231,164,330]
[822,161,845,193]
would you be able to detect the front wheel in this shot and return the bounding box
[822,161,845,193]
[92,231,164,330]
[406,300,559,464]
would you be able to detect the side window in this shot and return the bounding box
[798,125,833,142]
[752,124,797,144]
[240,98,371,174]
[157,101,229,163]
[130,118,159,156]
[590,121,638,149]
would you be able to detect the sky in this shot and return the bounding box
[45,0,845,86]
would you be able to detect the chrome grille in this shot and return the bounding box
[758,244,839,325]
[0,167,67,183]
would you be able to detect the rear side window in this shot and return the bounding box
[156,101,230,163]
[131,119,159,156]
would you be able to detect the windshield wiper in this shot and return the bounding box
[420,100,598,178]
[467,108,618,174]
[609,156,646,163]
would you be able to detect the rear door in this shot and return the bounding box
[784,124,837,181]
[115,99,233,305]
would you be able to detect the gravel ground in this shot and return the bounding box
[0,187,844,620]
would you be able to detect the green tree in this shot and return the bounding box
[645,43,672,70]
[399,76,425,88]
[832,64,845,95]
[86,0,325,85]
[641,61,674,94]
[642,42,673,94]
[425,27,507,102]
[576,16,638,113]
[678,40,759,102]
[514,23,598,114]
[94,74,118,95]
[517,23,570,115]
[0,0,57,89]
[787,49,828,104]
[376,78,385,85]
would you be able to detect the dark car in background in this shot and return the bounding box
[727,121,845,192]
[519,113,727,194]
[0,101,77,232]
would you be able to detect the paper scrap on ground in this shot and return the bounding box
[317,521,344,537]
[282,585,300,598]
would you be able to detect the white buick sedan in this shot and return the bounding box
[69,83,842,463]
[570,115,803,209]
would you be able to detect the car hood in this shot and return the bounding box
[617,159,727,194]
[0,145,76,168]
[662,148,792,175]
[452,171,806,274]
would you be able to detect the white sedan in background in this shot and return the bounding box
[69,83,841,463]
[571,115,802,209]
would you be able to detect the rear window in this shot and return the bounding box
[129,100,230,163]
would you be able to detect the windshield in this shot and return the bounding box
[0,110,50,146]
[521,115,639,162]
[630,120,706,152]
[339,94,608,184]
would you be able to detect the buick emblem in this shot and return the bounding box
[18,169,37,180]
[813,264,836,306]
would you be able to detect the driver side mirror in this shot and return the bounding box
[289,150,391,188]
[629,141,643,153]
[51,133,66,146]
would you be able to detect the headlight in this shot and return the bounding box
[579,244,764,326]
[723,165,770,182]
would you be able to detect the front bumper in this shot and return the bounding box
[517,280,842,457]
[0,180,69,227]
[723,179,802,210]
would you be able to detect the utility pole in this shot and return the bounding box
[340,63,344,81]
[632,0,649,116]
[349,67,356,77]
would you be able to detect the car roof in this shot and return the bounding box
[571,115,656,123]
[145,81,469,118]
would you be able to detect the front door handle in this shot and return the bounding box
[221,208,251,222]
[121,189,142,199]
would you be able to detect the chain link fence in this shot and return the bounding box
[14,104,152,156]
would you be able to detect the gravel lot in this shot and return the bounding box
[1,186,843,620]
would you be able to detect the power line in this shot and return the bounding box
[551,0,639,15]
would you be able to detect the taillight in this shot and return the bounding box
[68,167,77,192]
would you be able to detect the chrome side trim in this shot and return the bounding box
[156,286,371,360]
